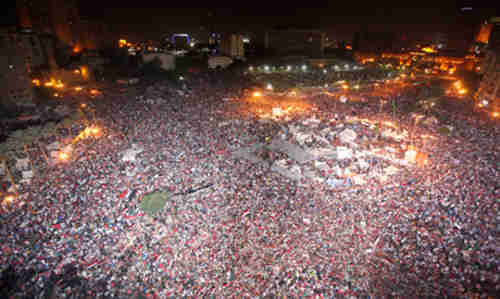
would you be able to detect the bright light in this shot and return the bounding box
[342,84,349,90]
[448,69,455,75]
[80,103,87,108]
[179,76,184,80]
[249,66,254,71]
[119,39,127,48]
[54,80,64,89]
[482,100,488,106]
[59,152,69,161]
[492,112,499,118]
[354,84,360,90]
[189,42,195,47]
[75,87,82,92]
[44,79,54,87]
[90,89,99,95]
[53,93,59,97]
[287,65,292,71]
[90,127,101,136]
[421,47,437,53]
[74,69,80,74]
[264,65,270,71]
[3,194,15,204]
[242,38,250,43]
[80,67,89,80]
[252,91,262,97]
[301,65,307,71]
[266,83,273,90]
[458,89,467,95]
[404,147,417,163]
[32,79,40,86]
[344,64,350,69]
[323,69,327,74]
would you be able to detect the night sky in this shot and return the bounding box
[3,0,499,46]
[75,1,499,41]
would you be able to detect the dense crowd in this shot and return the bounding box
[1,68,499,298]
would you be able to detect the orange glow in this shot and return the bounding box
[59,152,69,161]
[90,89,99,95]
[44,78,64,88]
[54,81,64,89]
[345,45,352,50]
[476,23,492,44]
[342,84,349,90]
[421,47,437,53]
[80,103,87,108]
[32,79,40,86]
[4,194,15,204]
[458,88,467,95]
[53,93,59,97]
[405,145,428,166]
[74,87,82,91]
[90,127,101,136]
[73,46,81,53]
[73,126,102,143]
[492,112,499,118]
[119,39,127,48]
[478,103,484,108]
[252,91,262,97]
[80,67,89,80]
[73,69,80,74]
